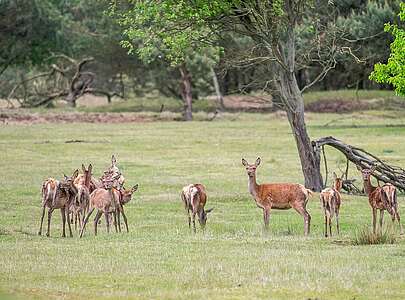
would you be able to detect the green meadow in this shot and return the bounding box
[1,110,405,299]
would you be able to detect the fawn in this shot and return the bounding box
[358,166,403,234]
[79,173,137,237]
[38,170,78,237]
[320,172,343,237]
[181,184,213,233]
[242,157,312,235]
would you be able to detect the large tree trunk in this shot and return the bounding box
[179,65,193,121]
[276,69,323,192]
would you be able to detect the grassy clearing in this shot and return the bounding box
[1,111,405,299]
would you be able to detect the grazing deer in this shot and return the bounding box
[38,170,78,237]
[79,173,137,237]
[358,166,403,234]
[242,157,312,235]
[71,164,92,230]
[320,172,343,237]
[181,184,213,233]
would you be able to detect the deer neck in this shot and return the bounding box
[248,173,260,201]
[333,182,341,192]
[363,178,375,195]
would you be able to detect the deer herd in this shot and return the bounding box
[38,155,403,238]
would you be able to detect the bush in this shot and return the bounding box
[352,227,397,245]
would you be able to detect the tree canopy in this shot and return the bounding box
[370,3,405,96]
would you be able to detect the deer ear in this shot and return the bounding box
[356,164,362,171]
[111,155,117,166]
[82,164,86,172]
[72,169,79,179]
[255,157,261,166]
[205,208,214,214]
[242,158,248,166]
[333,172,337,180]
[64,174,68,180]
[88,164,92,174]
[131,184,139,193]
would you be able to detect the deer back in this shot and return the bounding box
[89,188,120,212]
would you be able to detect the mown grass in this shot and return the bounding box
[1,111,405,299]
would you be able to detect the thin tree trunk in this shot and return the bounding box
[210,67,225,110]
[276,69,323,192]
[179,65,192,121]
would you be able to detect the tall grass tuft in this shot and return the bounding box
[352,227,397,245]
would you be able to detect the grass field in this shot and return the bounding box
[1,110,405,299]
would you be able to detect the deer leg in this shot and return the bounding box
[66,208,73,237]
[379,209,384,233]
[192,211,196,233]
[38,205,46,235]
[79,208,95,238]
[93,211,103,236]
[263,207,270,230]
[187,209,191,229]
[336,211,340,235]
[324,214,328,237]
[293,205,311,236]
[46,208,54,237]
[329,216,332,237]
[113,212,118,233]
[395,211,404,234]
[372,208,377,234]
[117,211,122,232]
[105,212,110,233]
[61,208,66,238]
[121,210,129,233]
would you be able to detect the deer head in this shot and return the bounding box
[357,165,377,181]
[242,157,261,178]
[332,172,343,190]
[199,207,214,227]
[82,163,93,185]
[120,184,139,205]
[61,169,79,192]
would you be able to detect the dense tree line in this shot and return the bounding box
[0,0,401,109]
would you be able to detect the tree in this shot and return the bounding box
[108,1,221,120]
[109,1,371,191]
[370,3,405,96]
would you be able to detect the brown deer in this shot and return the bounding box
[320,172,343,237]
[113,185,138,233]
[358,166,403,234]
[71,164,92,230]
[242,157,312,235]
[79,173,137,237]
[38,170,78,237]
[181,184,213,233]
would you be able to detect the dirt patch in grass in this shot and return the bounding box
[0,111,155,124]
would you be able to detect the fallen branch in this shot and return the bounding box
[313,136,405,191]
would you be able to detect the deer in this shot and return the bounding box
[38,170,78,237]
[79,173,137,237]
[358,166,403,234]
[242,157,313,235]
[113,185,138,233]
[70,164,92,230]
[181,184,213,233]
[320,172,343,237]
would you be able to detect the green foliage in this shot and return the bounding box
[370,3,405,96]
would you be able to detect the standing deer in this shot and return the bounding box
[71,164,92,230]
[79,173,137,237]
[181,184,213,233]
[38,170,78,237]
[242,157,312,235]
[320,172,343,237]
[114,185,138,233]
[358,166,403,234]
